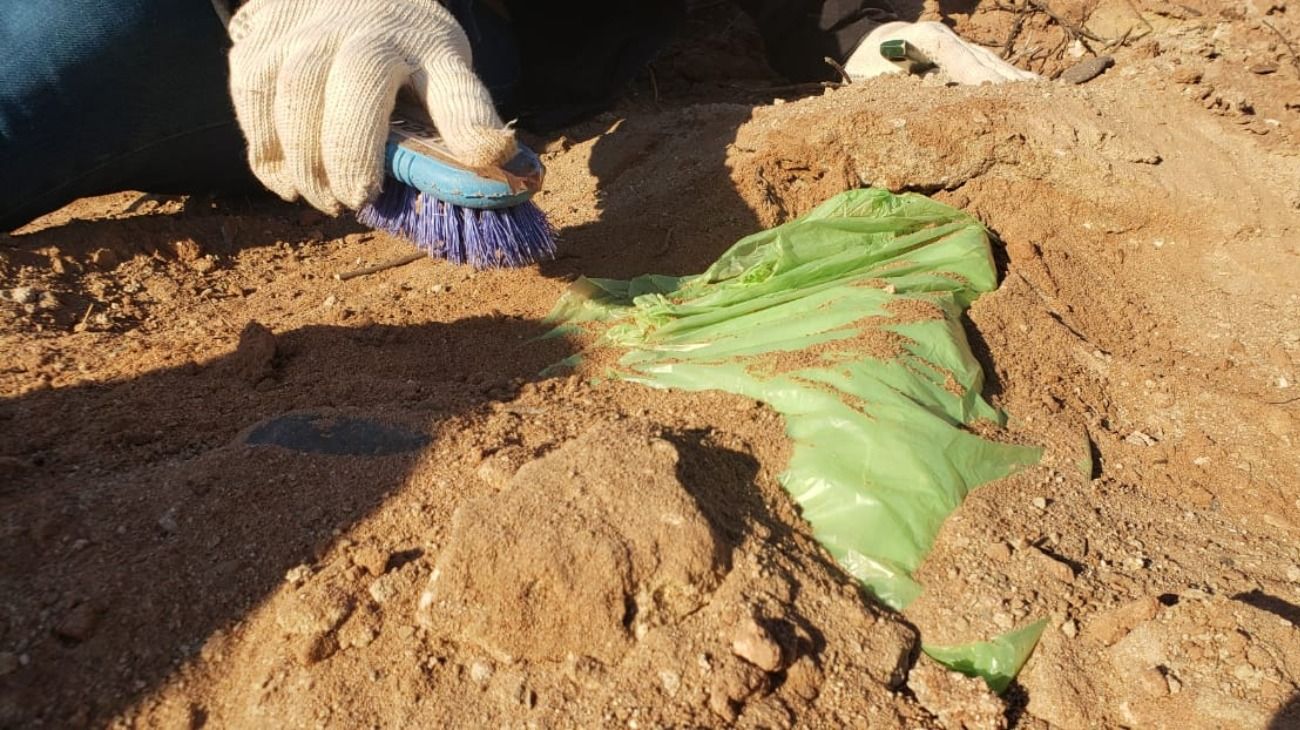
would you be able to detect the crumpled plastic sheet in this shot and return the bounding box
[545,188,1046,691]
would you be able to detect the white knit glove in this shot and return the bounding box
[228,0,516,214]
[844,21,1037,85]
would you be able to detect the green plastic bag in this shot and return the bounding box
[546,188,1043,690]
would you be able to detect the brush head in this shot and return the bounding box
[357,114,559,269]
[357,181,557,269]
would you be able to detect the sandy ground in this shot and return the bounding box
[3,1,1300,728]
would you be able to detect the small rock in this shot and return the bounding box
[1125,431,1156,447]
[469,660,494,684]
[1084,596,1160,646]
[158,507,180,534]
[8,286,36,304]
[284,564,313,586]
[189,257,216,274]
[54,602,100,643]
[658,669,681,696]
[323,295,337,308]
[170,238,203,262]
[1061,619,1078,639]
[351,545,388,577]
[90,248,119,268]
[1166,673,1183,694]
[0,652,18,676]
[1032,547,1075,583]
[1249,63,1278,75]
[1285,565,1300,583]
[1171,66,1202,84]
[986,541,1013,562]
[731,617,783,672]
[1032,497,1048,510]
[1060,55,1114,84]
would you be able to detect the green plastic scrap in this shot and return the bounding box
[923,618,1049,693]
[545,188,1044,689]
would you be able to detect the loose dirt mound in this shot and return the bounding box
[3,1,1300,728]
[420,423,727,665]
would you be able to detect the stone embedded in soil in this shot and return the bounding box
[418,422,726,664]
[54,602,100,643]
[8,286,37,304]
[1059,55,1115,85]
[731,617,784,672]
[908,656,1007,730]
[1085,596,1161,646]
[351,545,388,576]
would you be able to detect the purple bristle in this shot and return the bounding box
[357,179,557,269]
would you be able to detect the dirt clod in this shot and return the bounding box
[420,422,724,663]
[909,657,1007,730]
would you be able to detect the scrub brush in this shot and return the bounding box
[357,115,557,269]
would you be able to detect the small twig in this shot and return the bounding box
[652,226,677,258]
[1027,0,1107,43]
[1002,1,1029,59]
[1120,0,1155,42]
[647,64,661,104]
[823,56,853,85]
[725,81,840,95]
[1262,19,1300,75]
[77,303,95,329]
[334,252,425,281]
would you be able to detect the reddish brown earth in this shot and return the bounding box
[2,1,1299,727]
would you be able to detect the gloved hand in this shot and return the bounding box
[228,0,516,214]
[844,21,1038,85]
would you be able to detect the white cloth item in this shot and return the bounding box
[228,0,516,213]
[844,21,1038,85]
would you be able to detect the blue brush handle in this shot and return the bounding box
[383,135,543,211]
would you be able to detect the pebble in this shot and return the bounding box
[323,295,337,308]
[1061,619,1079,639]
[54,602,99,643]
[1286,565,1300,583]
[157,508,179,534]
[1060,55,1115,85]
[8,286,37,304]
[351,545,389,576]
[469,660,494,684]
[1034,547,1076,583]
[731,617,783,672]
[985,541,1012,562]
[658,669,681,696]
[1032,497,1048,510]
